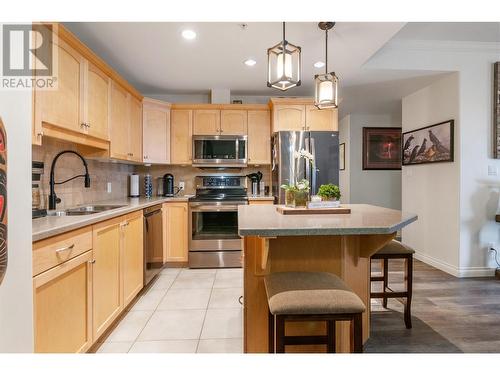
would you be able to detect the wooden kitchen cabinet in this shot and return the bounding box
[170,109,193,165]
[92,217,122,340]
[33,35,85,144]
[193,109,220,135]
[85,62,111,140]
[221,110,248,135]
[122,211,144,307]
[247,110,271,164]
[109,82,130,160]
[163,202,189,263]
[109,82,143,162]
[143,98,171,164]
[270,98,338,132]
[305,105,338,131]
[33,251,93,353]
[129,96,143,163]
[272,104,305,132]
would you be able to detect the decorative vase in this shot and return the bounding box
[285,190,295,207]
[293,190,309,208]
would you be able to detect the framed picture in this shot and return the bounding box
[402,120,454,166]
[0,118,6,286]
[494,62,500,158]
[339,143,345,171]
[362,127,402,170]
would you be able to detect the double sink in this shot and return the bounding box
[47,204,126,217]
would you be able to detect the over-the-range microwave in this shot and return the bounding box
[192,135,247,168]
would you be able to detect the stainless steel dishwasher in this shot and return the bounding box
[143,205,164,286]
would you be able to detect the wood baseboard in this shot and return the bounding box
[165,261,188,268]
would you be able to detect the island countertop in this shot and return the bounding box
[238,204,417,237]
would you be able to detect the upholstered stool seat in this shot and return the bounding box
[370,240,414,329]
[264,271,365,353]
[265,272,366,315]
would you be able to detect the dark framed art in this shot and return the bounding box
[402,119,454,166]
[0,118,6,286]
[362,127,402,170]
[339,142,345,170]
[494,62,500,158]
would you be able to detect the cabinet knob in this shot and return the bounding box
[37,131,43,137]
[89,259,96,264]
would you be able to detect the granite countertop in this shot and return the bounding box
[238,204,417,237]
[32,195,192,242]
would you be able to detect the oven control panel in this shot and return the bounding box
[196,176,246,189]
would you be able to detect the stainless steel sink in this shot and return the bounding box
[47,204,126,217]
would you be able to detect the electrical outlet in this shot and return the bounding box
[488,165,498,176]
[107,182,112,193]
[179,181,185,191]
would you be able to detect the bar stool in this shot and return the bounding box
[370,240,414,329]
[264,271,366,353]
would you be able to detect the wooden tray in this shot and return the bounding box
[276,205,351,215]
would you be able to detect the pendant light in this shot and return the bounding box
[267,22,301,91]
[314,22,339,109]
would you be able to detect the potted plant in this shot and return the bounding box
[292,179,310,207]
[280,183,298,207]
[318,183,341,202]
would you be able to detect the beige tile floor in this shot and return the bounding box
[97,267,243,353]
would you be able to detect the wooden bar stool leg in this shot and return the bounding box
[404,256,413,329]
[327,320,336,353]
[382,258,389,308]
[351,313,363,353]
[275,315,286,353]
[268,311,275,353]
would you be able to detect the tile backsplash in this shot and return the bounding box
[32,139,134,209]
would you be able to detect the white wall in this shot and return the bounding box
[0,26,34,352]
[350,114,402,210]
[402,73,461,274]
[367,39,500,276]
[339,115,351,204]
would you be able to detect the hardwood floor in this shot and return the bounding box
[367,259,500,353]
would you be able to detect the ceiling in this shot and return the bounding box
[64,22,406,96]
[391,22,500,42]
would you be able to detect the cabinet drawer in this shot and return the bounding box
[33,227,93,276]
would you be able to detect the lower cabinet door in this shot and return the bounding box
[122,212,144,307]
[33,251,93,353]
[92,218,122,341]
[164,202,189,263]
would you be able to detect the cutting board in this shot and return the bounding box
[276,205,351,215]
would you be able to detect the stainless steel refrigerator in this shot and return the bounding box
[272,131,339,204]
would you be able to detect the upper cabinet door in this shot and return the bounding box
[221,110,248,135]
[272,105,306,132]
[305,105,338,131]
[34,36,85,136]
[248,110,271,165]
[109,82,130,160]
[85,62,110,141]
[193,110,220,135]
[142,99,170,164]
[128,96,143,162]
[170,109,193,165]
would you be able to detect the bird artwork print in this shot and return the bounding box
[402,120,453,165]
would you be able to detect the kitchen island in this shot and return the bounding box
[238,204,417,353]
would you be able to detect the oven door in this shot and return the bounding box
[192,135,247,167]
[189,202,243,251]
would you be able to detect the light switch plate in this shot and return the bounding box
[107,182,112,193]
[488,165,498,176]
[179,181,185,190]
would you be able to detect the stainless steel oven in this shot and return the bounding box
[192,135,247,168]
[189,176,247,268]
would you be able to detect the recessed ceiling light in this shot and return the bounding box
[314,61,325,68]
[244,59,257,67]
[182,30,196,40]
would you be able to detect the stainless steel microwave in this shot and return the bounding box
[192,135,247,168]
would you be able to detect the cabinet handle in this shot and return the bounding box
[121,222,129,228]
[55,244,75,253]
[37,131,43,137]
[89,260,96,264]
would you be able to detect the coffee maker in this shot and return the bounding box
[163,173,175,197]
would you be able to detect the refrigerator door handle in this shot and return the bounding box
[310,137,317,195]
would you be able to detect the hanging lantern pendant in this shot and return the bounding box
[267,22,302,91]
[315,22,339,109]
